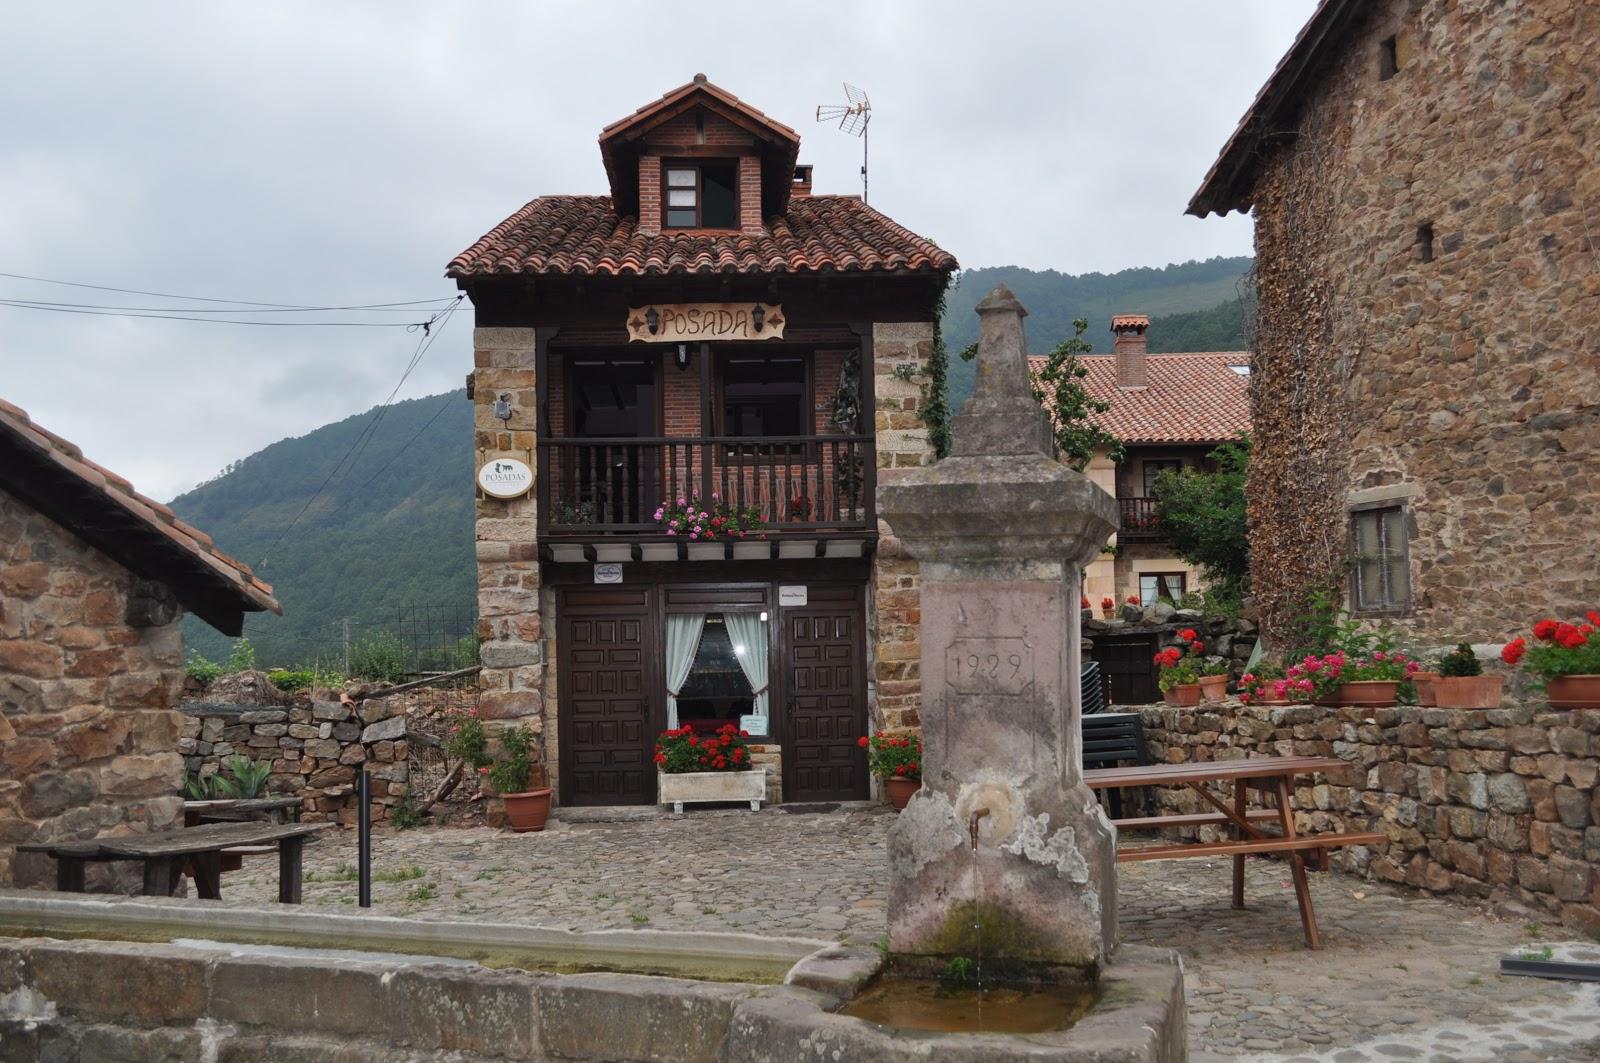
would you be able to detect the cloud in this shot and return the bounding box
[0,0,1314,501]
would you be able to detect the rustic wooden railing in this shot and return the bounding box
[538,435,875,536]
[1117,497,1166,542]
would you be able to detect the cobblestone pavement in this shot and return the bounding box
[225,807,1600,1061]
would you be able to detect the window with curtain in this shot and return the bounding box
[672,612,767,734]
[1351,505,1410,612]
[1139,572,1186,606]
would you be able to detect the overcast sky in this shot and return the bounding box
[0,1,1314,502]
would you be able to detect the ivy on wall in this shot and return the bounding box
[918,276,955,460]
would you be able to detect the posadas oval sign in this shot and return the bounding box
[477,457,533,499]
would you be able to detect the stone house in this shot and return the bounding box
[1188,0,1600,649]
[0,398,281,889]
[449,75,954,809]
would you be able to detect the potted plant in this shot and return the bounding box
[1502,612,1600,709]
[1294,650,1417,707]
[1238,663,1288,705]
[483,725,552,832]
[1409,664,1443,707]
[1432,643,1502,709]
[654,724,766,813]
[1155,629,1208,706]
[861,731,921,810]
[1099,596,1116,620]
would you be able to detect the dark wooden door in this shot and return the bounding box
[559,589,656,805]
[1093,633,1161,705]
[784,587,868,802]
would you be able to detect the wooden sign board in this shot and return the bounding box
[626,303,785,343]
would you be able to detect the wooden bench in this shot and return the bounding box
[18,821,332,904]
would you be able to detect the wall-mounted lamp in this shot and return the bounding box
[675,343,691,371]
[645,307,660,335]
[493,393,513,421]
[751,303,765,332]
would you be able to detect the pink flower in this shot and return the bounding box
[1373,651,1387,661]
[478,766,489,775]
[1303,658,1322,673]
[689,531,699,540]
[1297,679,1314,691]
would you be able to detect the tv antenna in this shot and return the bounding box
[816,83,872,203]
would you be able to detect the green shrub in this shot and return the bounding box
[226,637,257,674]
[1437,643,1483,678]
[185,653,223,686]
[390,797,423,830]
[182,771,222,800]
[267,668,316,693]
[215,754,272,799]
[349,632,408,683]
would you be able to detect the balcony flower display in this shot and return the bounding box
[654,492,766,539]
[1502,612,1600,709]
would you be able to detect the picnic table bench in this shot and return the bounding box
[183,797,303,825]
[18,821,332,904]
[1085,756,1385,948]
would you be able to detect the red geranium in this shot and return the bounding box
[1126,595,1140,605]
[1177,628,1198,642]
[1504,612,1600,682]
[1100,597,1115,610]
[1501,637,1527,665]
[655,723,754,774]
[1532,619,1559,641]
[863,732,922,781]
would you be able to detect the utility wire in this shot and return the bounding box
[253,300,463,570]
[0,300,433,327]
[0,268,450,309]
[0,296,455,314]
[318,386,461,526]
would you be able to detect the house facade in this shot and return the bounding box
[1190,0,1600,648]
[449,76,955,809]
[0,398,280,890]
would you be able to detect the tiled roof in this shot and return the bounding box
[1029,351,1251,445]
[0,397,281,631]
[599,74,799,145]
[1111,314,1150,330]
[447,194,957,279]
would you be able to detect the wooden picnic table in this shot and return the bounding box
[184,796,303,825]
[17,821,331,904]
[1084,756,1385,948]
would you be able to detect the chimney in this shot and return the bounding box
[792,164,813,197]
[1111,314,1150,390]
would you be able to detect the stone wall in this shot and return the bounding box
[178,696,409,824]
[869,321,935,732]
[1085,603,1259,695]
[1139,697,1600,938]
[1248,0,1600,647]
[0,491,185,890]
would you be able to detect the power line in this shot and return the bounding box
[0,296,455,314]
[0,268,451,309]
[0,300,433,327]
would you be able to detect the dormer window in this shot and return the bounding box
[664,161,738,229]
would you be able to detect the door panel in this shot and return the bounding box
[559,593,655,806]
[785,593,868,802]
[1093,634,1161,705]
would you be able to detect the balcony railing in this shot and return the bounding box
[538,435,875,537]
[1117,497,1166,542]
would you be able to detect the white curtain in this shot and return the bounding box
[665,614,706,730]
[724,613,770,723]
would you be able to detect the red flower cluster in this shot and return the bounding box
[861,730,922,782]
[1176,628,1198,642]
[1533,618,1593,650]
[1501,637,1527,664]
[1153,646,1183,668]
[1126,595,1140,605]
[654,723,752,773]
[1080,595,1091,609]
[1100,596,1115,610]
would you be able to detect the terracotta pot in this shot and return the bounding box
[1410,671,1441,707]
[1316,680,1400,707]
[1432,674,1504,710]
[1546,674,1600,710]
[1197,675,1229,703]
[502,787,553,832]
[1164,683,1202,707]
[1100,608,1116,620]
[885,777,922,811]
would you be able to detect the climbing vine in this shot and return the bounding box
[917,275,955,460]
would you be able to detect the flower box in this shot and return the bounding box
[1197,675,1229,703]
[658,768,766,814]
[1164,683,1201,707]
[1432,675,1503,709]
[1546,674,1600,710]
[1314,680,1399,707]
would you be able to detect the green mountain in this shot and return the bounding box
[941,257,1253,409]
[171,392,476,669]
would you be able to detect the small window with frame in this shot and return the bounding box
[1350,504,1411,613]
[1142,459,1182,498]
[719,354,807,439]
[663,161,738,229]
[1139,572,1186,607]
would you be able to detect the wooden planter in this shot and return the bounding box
[1410,671,1442,707]
[658,769,766,814]
[1164,683,1202,707]
[884,777,921,811]
[1197,675,1229,703]
[1432,675,1504,709]
[1315,680,1400,707]
[502,788,553,833]
[1546,674,1600,710]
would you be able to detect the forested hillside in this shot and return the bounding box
[171,393,475,667]
[941,257,1252,408]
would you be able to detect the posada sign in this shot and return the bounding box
[626,303,785,343]
[477,457,533,499]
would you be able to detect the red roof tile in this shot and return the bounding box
[0,399,281,628]
[447,194,957,279]
[1029,351,1251,445]
[1111,314,1150,330]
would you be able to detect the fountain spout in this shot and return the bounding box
[968,808,991,851]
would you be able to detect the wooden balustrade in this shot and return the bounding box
[1117,497,1165,542]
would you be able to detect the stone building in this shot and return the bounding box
[1189,0,1600,648]
[448,75,954,809]
[0,398,281,888]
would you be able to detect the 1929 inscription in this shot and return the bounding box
[944,636,1034,696]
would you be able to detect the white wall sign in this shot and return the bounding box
[739,714,768,737]
[477,457,533,499]
[778,585,808,607]
[593,563,623,584]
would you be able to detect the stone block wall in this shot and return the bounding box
[0,491,185,890]
[1139,697,1600,938]
[1248,0,1600,646]
[178,697,409,823]
[869,321,935,732]
[472,326,551,807]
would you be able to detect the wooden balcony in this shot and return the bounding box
[537,435,875,557]
[1117,497,1166,543]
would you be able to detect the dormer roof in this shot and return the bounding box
[598,74,801,218]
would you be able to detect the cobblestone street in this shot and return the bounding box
[226,807,1600,1061]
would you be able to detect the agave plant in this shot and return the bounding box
[217,755,272,799]
[181,770,222,800]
